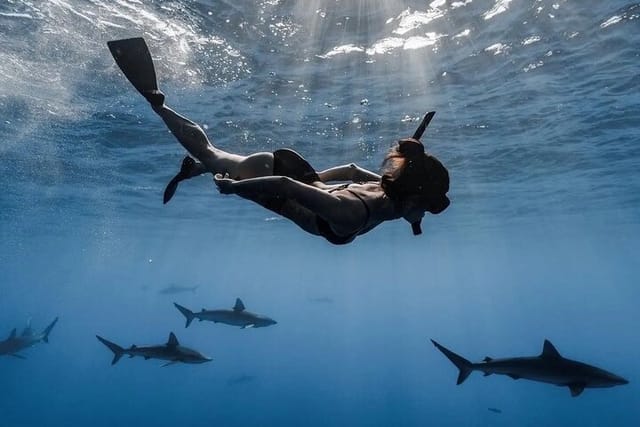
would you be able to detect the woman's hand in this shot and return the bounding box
[350,163,381,182]
[213,173,235,194]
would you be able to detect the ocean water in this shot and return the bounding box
[1,0,639,426]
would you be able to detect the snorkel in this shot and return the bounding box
[382,111,449,236]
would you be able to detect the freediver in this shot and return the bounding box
[107,37,450,244]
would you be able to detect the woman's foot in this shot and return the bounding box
[144,89,165,106]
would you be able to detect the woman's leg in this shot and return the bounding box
[151,103,274,180]
[108,37,274,180]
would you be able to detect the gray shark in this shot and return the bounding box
[96,332,212,367]
[158,284,198,295]
[226,374,257,387]
[431,339,628,397]
[174,298,277,329]
[0,317,58,359]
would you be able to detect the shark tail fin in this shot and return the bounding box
[42,317,59,343]
[96,335,125,365]
[174,303,195,328]
[431,339,474,385]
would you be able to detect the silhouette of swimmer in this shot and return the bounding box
[108,37,450,244]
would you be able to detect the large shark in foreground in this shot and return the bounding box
[431,339,628,397]
[0,317,58,359]
[174,298,277,329]
[96,332,212,367]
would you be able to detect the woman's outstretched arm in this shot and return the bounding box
[213,174,367,231]
[317,164,381,183]
[215,175,340,214]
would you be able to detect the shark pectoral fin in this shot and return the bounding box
[10,353,26,360]
[507,374,521,380]
[483,357,493,362]
[569,383,585,397]
[242,324,255,329]
[161,361,177,367]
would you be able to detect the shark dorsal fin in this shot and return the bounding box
[233,298,245,312]
[8,328,17,339]
[167,332,179,347]
[541,340,561,359]
[21,317,33,336]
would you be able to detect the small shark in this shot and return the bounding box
[226,374,257,387]
[431,339,629,397]
[174,298,277,329]
[0,317,58,359]
[96,332,212,367]
[158,284,198,295]
[487,407,502,414]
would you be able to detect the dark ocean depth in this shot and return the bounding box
[1,1,639,426]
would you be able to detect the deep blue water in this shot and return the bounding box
[1,1,639,426]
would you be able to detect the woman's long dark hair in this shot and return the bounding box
[380,138,450,205]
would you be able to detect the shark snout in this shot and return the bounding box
[259,317,277,326]
[603,373,629,386]
[616,376,629,385]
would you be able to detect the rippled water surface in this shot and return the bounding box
[1,1,639,426]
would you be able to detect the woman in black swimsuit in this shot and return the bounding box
[108,37,450,244]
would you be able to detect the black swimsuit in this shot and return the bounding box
[272,149,371,245]
[316,188,371,245]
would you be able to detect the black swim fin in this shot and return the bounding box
[163,156,197,204]
[107,37,164,106]
[412,111,435,140]
[163,177,181,204]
